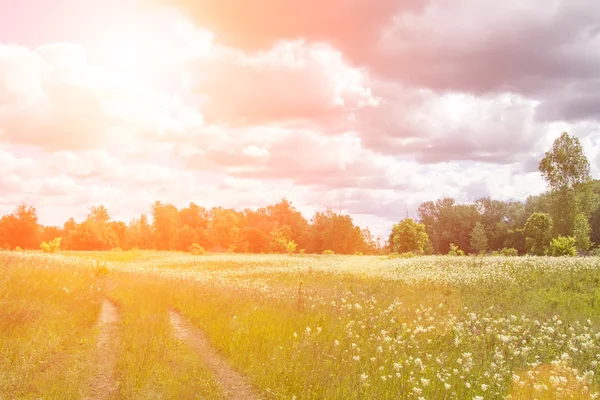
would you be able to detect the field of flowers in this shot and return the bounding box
[3,251,600,399]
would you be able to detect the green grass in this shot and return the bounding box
[109,275,224,399]
[0,252,102,399]
[3,251,600,399]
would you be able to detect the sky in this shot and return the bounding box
[1,0,600,238]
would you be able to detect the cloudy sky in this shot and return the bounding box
[1,0,599,237]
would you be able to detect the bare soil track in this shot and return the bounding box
[170,311,259,400]
[86,300,120,400]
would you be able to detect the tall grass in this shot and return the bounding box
[0,252,103,398]
[4,251,600,399]
[108,274,224,399]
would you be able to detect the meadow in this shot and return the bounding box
[2,251,600,399]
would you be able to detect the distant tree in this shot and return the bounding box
[266,198,310,248]
[152,202,180,250]
[175,224,198,251]
[475,197,511,250]
[209,207,240,252]
[524,212,553,255]
[573,213,592,251]
[109,221,129,250]
[388,218,429,254]
[0,204,41,250]
[89,205,111,225]
[239,226,271,253]
[68,206,119,250]
[469,222,489,254]
[539,132,592,236]
[179,203,210,248]
[309,209,364,254]
[549,236,577,257]
[418,198,481,254]
[41,226,64,244]
[360,227,380,255]
[539,132,591,191]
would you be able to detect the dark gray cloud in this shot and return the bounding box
[166,0,600,160]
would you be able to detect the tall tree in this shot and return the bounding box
[524,212,553,256]
[152,202,180,250]
[0,204,41,249]
[209,207,240,252]
[309,209,365,254]
[388,218,429,254]
[469,222,489,254]
[539,132,591,191]
[539,132,591,236]
[573,213,592,251]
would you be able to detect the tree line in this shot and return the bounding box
[0,199,379,254]
[1,132,597,256]
[389,132,600,256]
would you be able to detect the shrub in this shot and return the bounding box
[590,248,600,257]
[14,246,23,252]
[388,251,418,259]
[190,243,206,255]
[41,237,62,253]
[285,240,297,255]
[96,261,111,277]
[447,243,464,256]
[111,247,123,252]
[549,236,577,257]
[322,250,335,255]
[298,249,306,255]
[500,247,519,257]
[354,251,363,256]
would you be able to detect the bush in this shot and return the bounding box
[388,251,418,259]
[41,237,62,254]
[500,247,519,257]
[96,261,111,277]
[549,236,577,257]
[298,249,306,255]
[590,248,600,257]
[14,246,23,252]
[285,240,297,255]
[322,250,335,255]
[111,247,123,252]
[447,243,464,256]
[354,251,363,256]
[190,243,206,255]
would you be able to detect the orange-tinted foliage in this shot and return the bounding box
[0,199,381,254]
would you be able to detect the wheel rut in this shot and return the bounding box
[169,311,258,400]
[86,300,120,400]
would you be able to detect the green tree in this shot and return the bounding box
[309,209,364,254]
[469,222,489,254]
[573,213,592,251]
[539,132,591,191]
[549,236,577,256]
[524,212,553,255]
[388,218,429,254]
[539,132,592,236]
[417,198,480,254]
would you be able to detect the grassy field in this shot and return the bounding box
[3,251,600,399]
